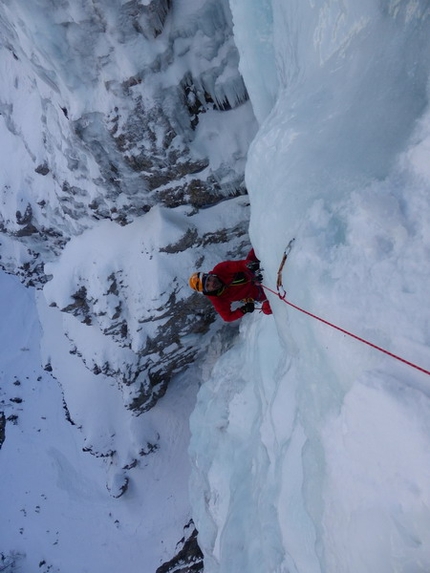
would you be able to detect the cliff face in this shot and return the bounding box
[0,0,257,413]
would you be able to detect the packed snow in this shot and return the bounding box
[1,1,430,573]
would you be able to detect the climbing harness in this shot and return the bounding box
[263,240,430,377]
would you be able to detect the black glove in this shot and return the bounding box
[246,261,260,272]
[253,271,263,284]
[241,301,255,314]
[246,261,263,283]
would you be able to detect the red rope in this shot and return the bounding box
[262,283,430,377]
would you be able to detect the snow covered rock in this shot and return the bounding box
[157,520,204,573]
[0,0,255,281]
[106,470,129,499]
[0,0,256,412]
[43,197,250,412]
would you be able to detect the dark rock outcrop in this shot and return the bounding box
[0,412,5,449]
[157,521,204,573]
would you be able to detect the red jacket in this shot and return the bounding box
[206,249,266,322]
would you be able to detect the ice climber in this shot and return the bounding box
[188,249,272,322]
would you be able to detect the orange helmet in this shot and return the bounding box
[189,272,206,293]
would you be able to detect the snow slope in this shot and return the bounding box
[0,272,198,572]
[190,1,430,572]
